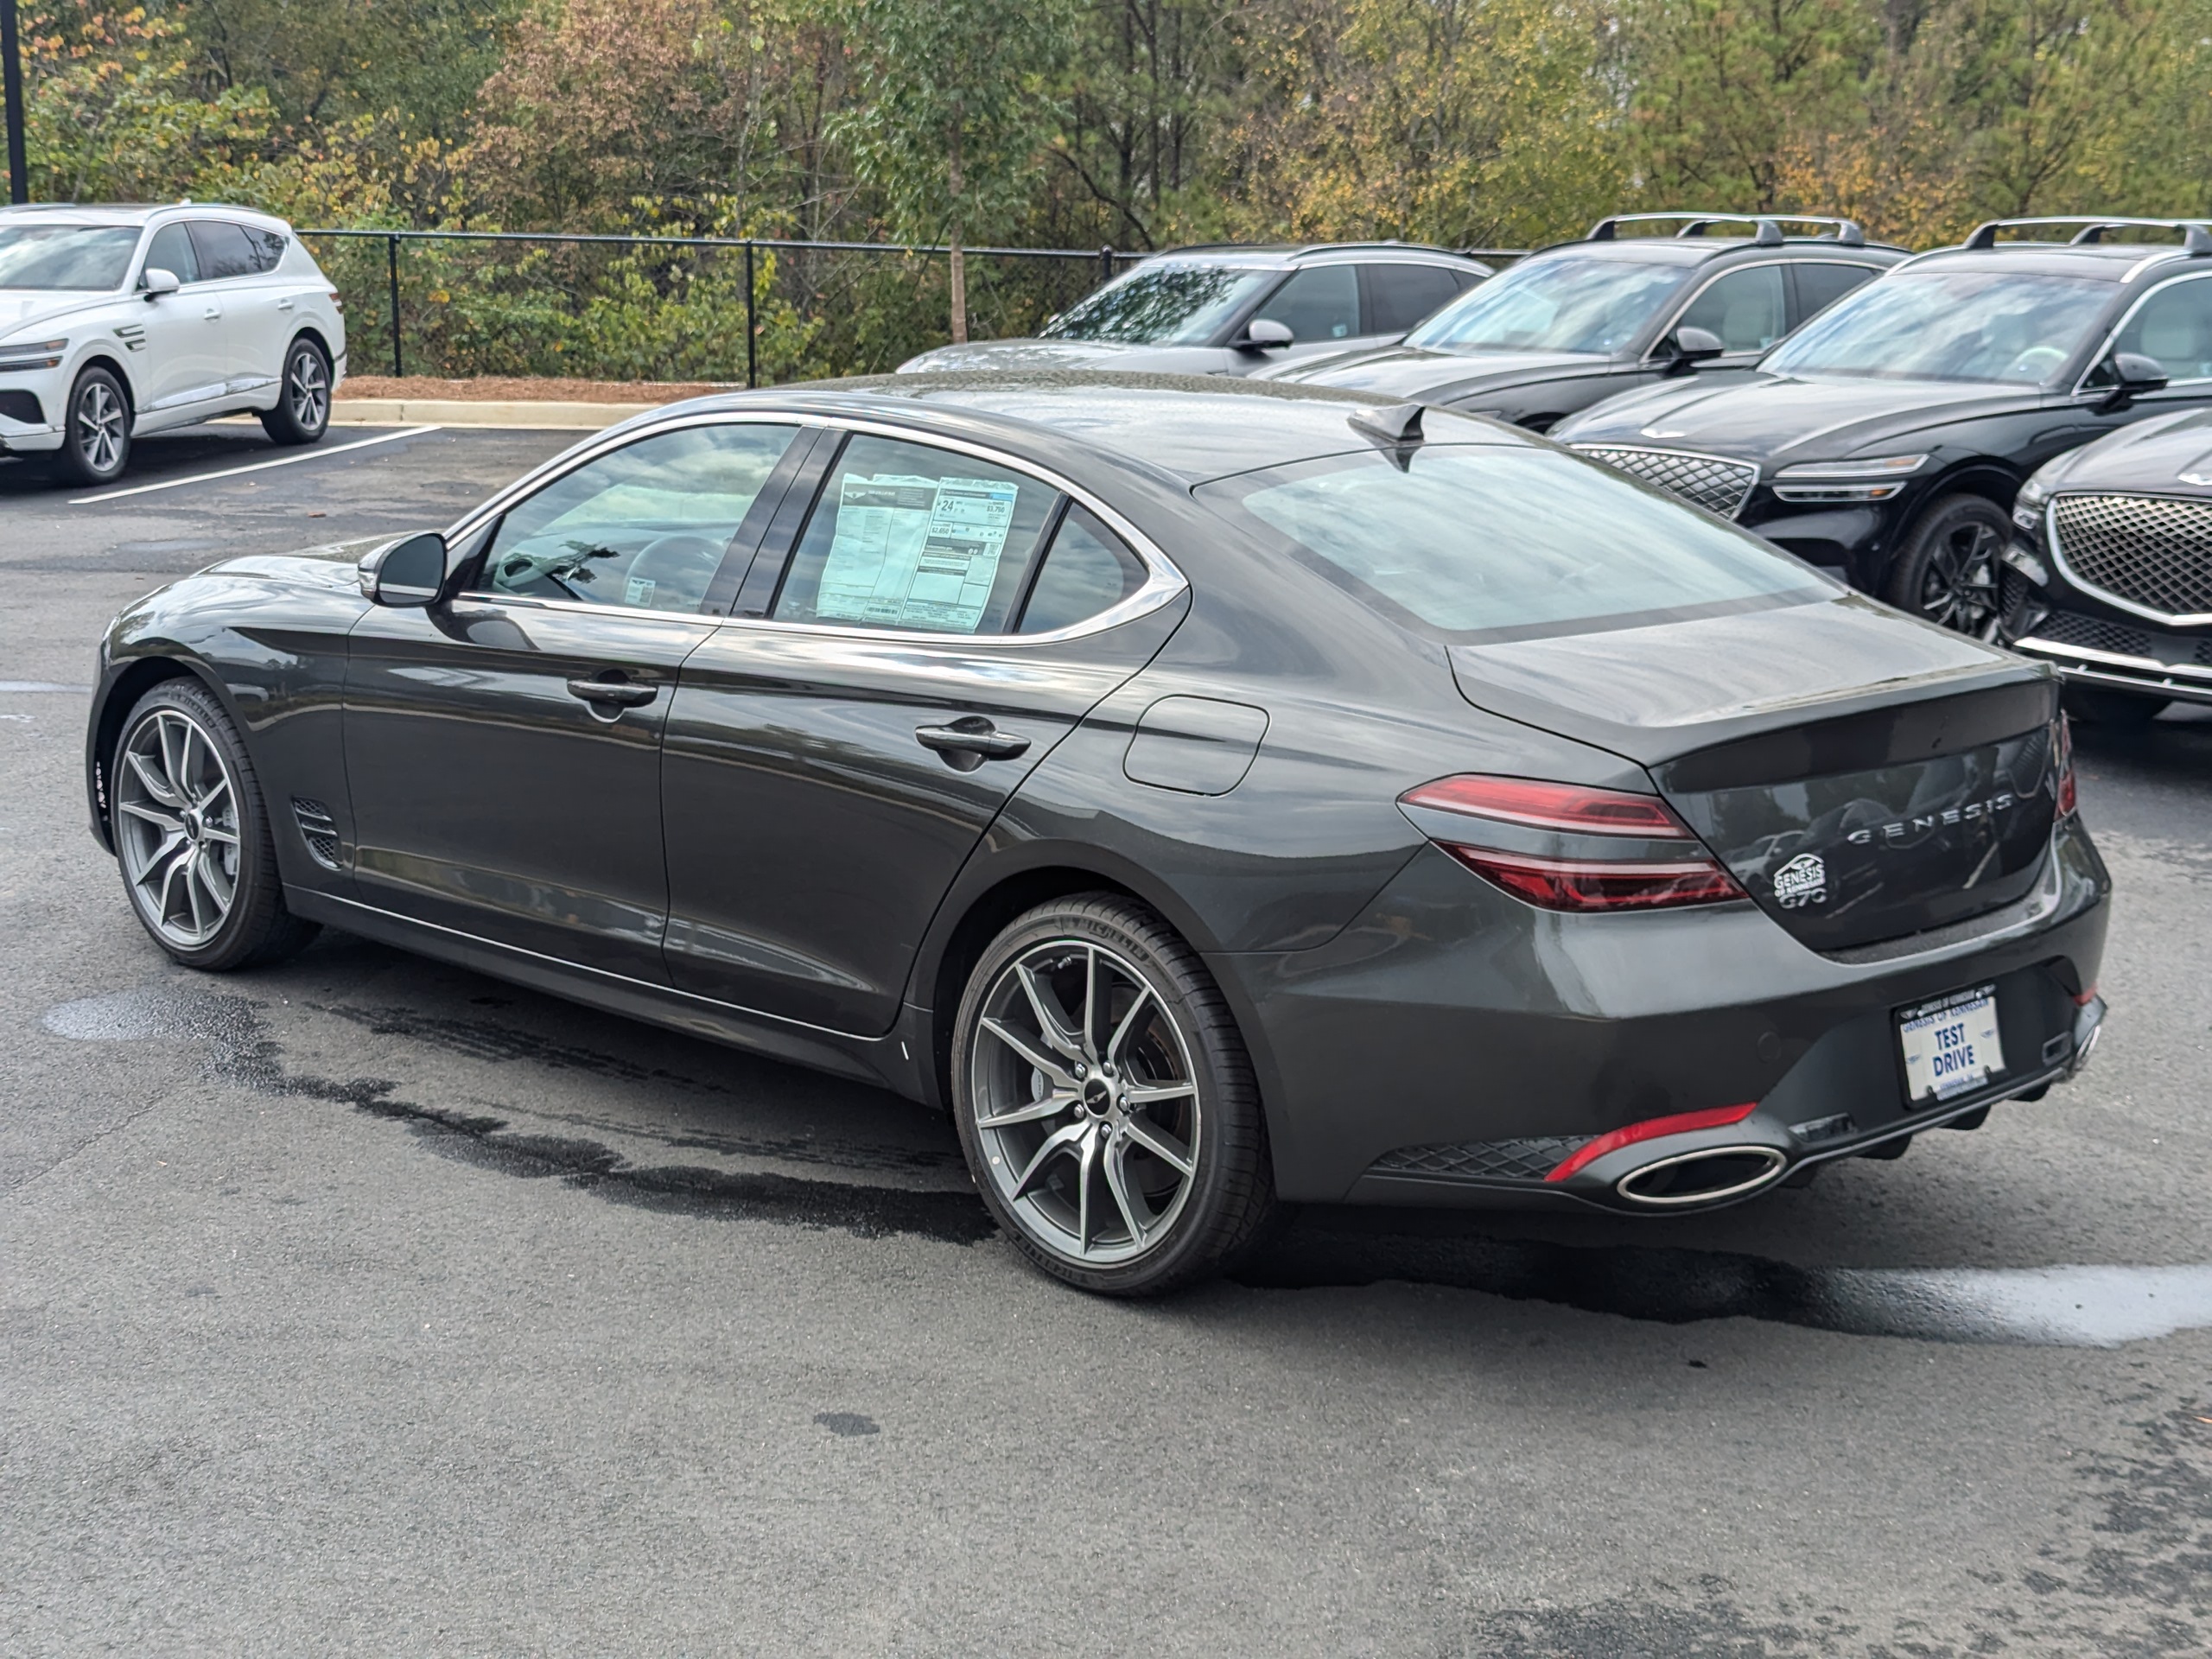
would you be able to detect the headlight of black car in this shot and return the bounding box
[1770,454,1928,503]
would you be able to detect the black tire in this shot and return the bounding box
[2063,683,2169,728]
[258,336,333,446]
[951,893,1275,1296]
[110,677,319,971]
[54,364,132,486]
[1885,493,2011,636]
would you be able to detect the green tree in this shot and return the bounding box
[832,0,1077,341]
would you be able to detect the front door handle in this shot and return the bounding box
[566,675,658,710]
[916,716,1030,768]
[202,307,223,322]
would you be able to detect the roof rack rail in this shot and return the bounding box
[1585,212,1866,248]
[1961,215,2212,255]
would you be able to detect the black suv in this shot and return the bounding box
[1554,216,2212,635]
[1999,406,2212,722]
[1258,213,1904,430]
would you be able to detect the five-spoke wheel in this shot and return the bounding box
[58,365,131,486]
[261,337,333,445]
[954,895,1275,1294]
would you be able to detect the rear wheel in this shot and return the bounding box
[1885,494,2009,636]
[952,894,1275,1295]
[259,336,332,445]
[54,365,131,486]
[111,678,318,970]
[2063,683,2169,728]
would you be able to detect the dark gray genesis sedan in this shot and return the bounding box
[83,375,2111,1294]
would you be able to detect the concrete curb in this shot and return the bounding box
[330,398,661,429]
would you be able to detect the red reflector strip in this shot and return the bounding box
[1546,1102,1761,1184]
[1401,774,1687,837]
[1441,845,1744,912]
[2072,984,2099,1007]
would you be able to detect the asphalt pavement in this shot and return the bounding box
[3,422,2209,1656]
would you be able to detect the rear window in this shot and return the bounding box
[1197,444,1830,640]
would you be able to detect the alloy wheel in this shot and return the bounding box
[288,350,329,430]
[969,938,1203,1267]
[115,709,242,949]
[1916,519,2003,635]
[75,380,126,476]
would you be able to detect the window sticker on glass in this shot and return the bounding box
[817,473,1020,632]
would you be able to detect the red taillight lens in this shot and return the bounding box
[1400,773,1745,912]
[1400,774,1688,836]
[2055,713,2077,817]
[1546,1102,1760,1183]
[1440,847,1745,912]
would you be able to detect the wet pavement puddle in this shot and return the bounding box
[41,985,2212,1348]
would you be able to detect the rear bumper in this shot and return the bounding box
[1217,818,2110,1208]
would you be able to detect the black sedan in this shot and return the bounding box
[1554,217,2212,634]
[1999,404,2212,721]
[84,376,2109,1294]
[1261,213,1902,430]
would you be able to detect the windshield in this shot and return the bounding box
[0,225,141,291]
[1041,264,1275,345]
[1405,257,1689,355]
[1198,445,1827,639]
[1764,270,2113,384]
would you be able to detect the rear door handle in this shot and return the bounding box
[276,297,295,311]
[916,717,1030,766]
[202,306,223,321]
[566,676,658,709]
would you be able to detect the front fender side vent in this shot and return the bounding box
[291,797,345,871]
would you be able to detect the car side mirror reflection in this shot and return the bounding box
[141,268,180,301]
[1662,326,1726,377]
[1234,318,1295,352]
[2092,351,2170,411]
[359,531,449,607]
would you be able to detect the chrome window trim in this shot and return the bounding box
[2069,269,2212,397]
[2044,493,2212,626]
[444,407,1191,647]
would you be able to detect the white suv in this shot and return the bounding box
[0,202,347,486]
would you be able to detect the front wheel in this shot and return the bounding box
[951,894,1275,1295]
[111,678,319,970]
[54,365,131,486]
[259,337,332,445]
[1885,493,2010,636]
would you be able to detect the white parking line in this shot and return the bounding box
[68,425,445,505]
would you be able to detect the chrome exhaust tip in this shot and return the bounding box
[1615,1145,1788,1208]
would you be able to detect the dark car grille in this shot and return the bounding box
[1370,1138,1585,1184]
[2028,607,2162,659]
[2050,493,2212,622]
[1573,445,1758,518]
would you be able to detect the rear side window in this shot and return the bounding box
[1017,506,1147,633]
[1198,445,1828,640]
[773,435,1059,634]
[1792,262,1878,326]
[480,423,799,613]
[1362,264,1467,334]
[2113,276,2212,384]
[1253,265,1361,344]
[142,223,199,285]
[1674,265,1787,353]
[244,226,287,274]
[188,220,257,281]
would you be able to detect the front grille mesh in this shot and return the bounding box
[2029,607,2160,659]
[2050,493,2212,620]
[1370,1138,1585,1184]
[1574,445,1758,518]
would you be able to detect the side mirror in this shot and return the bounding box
[1661,325,1726,377]
[2093,351,2170,411]
[1234,318,1295,352]
[141,268,180,301]
[358,531,449,607]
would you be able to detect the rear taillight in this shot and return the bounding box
[1398,774,1746,913]
[2055,713,2077,817]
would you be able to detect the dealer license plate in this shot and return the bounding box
[1897,985,2005,1103]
